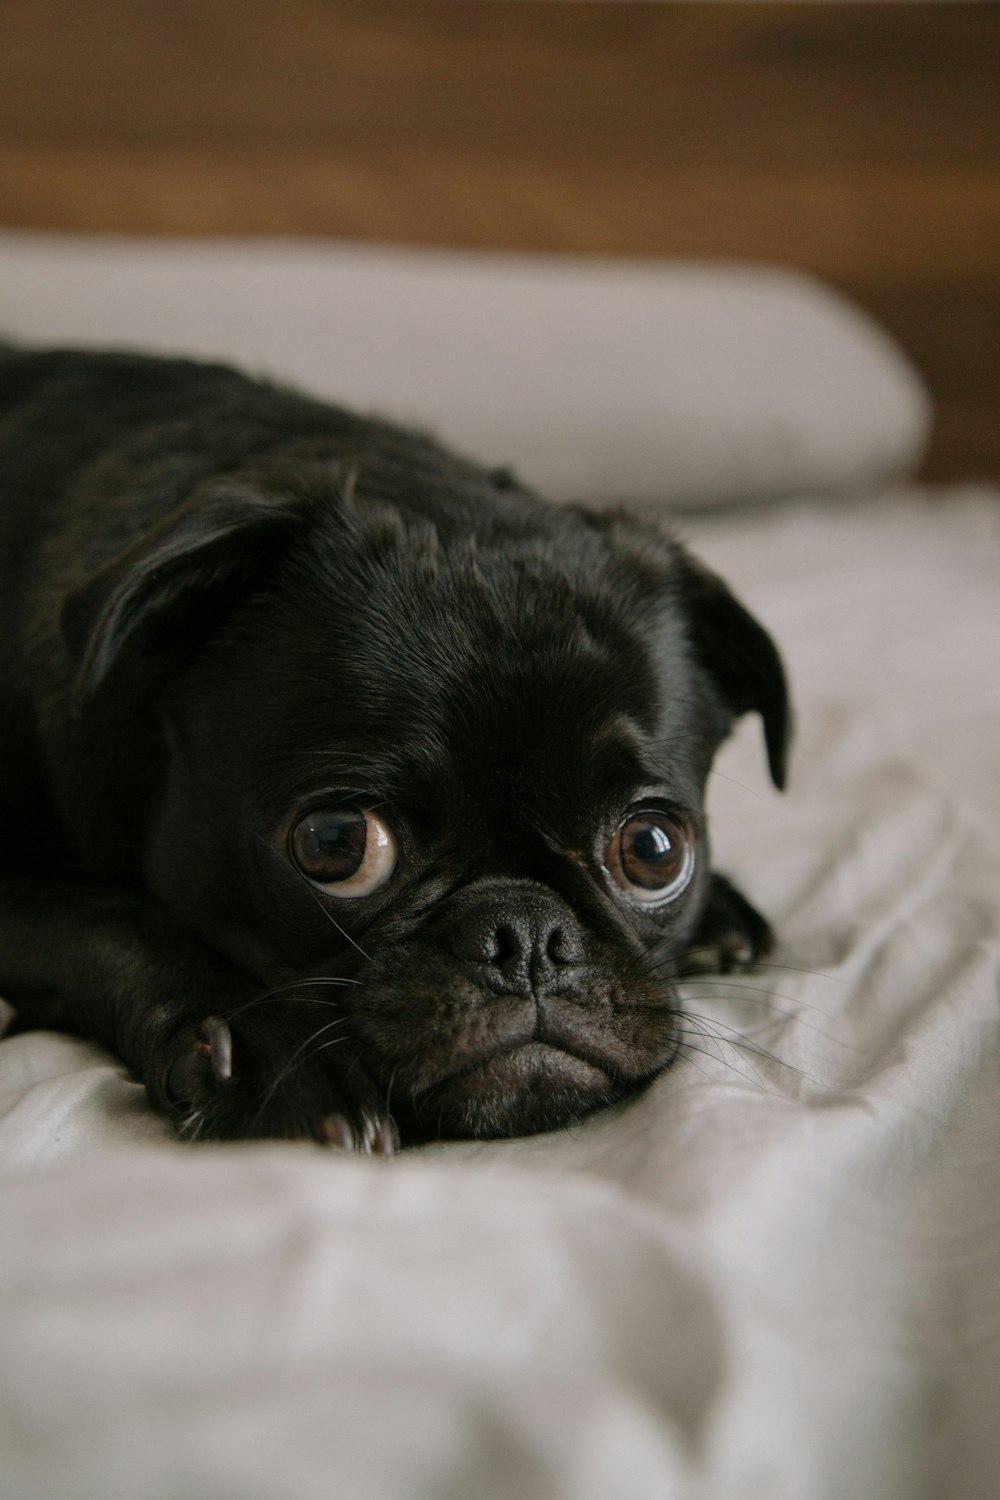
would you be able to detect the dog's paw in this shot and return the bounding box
[160,1009,398,1156]
[680,872,775,976]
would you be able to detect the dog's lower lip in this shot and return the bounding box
[429,1040,613,1095]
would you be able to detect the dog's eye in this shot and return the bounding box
[605,811,694,905]
[289,808,397,897]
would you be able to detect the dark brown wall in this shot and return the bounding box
[1,1,997,480]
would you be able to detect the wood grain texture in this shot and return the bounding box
[1,1,997,479]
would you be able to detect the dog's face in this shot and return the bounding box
[65,460,788,1140]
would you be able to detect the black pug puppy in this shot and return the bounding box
[0,345,789,1154]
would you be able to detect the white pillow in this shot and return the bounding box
[0,232,930,507]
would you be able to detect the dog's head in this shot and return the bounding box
[63,452,789,1140]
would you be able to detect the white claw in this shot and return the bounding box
[320,1112,398,1157]
[320,1114,355,1151]
[197,1016,233,1083]
[369,1117,399,1159]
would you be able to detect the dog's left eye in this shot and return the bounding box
[604,810,694,906]
[289,807,397,897]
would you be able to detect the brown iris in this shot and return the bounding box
[289,807,397,897]
[605,810,694,905]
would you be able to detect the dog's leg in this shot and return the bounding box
[0,874,397,1152]
[679,872,775,975]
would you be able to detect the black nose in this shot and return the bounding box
[448,889,586,997]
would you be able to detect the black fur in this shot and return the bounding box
[0,345,790,1152]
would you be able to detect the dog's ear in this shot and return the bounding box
[674,549,791,790]
[61,482,312,708]
[578,507,791,789]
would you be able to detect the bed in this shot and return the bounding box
[1,235,998,1500]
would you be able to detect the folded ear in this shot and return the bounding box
[574,506,791,789]
[61,482,312,709]
[674,549,792,790]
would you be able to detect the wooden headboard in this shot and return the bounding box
[1,1,996,481]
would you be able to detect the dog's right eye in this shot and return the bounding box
[289,808,397,897]
[603,809,694,907]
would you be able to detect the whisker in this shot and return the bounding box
[228,993,353,1023]
[674,977,819,1006]
[254,977,360,998]
[676,1015,772,1091]
[705,767,760,796]
[301,881,372,962]
[668,1043,717,1085]
[673,980,860,1052]
[223,976,360,1023]
[680,1008,820,1087]
[671,948,845,984]
[384,1064,400,1121]
[251,1017,350,1127]
[683,1002,794,1048]
[673,1034,772,1094]
[253,830,372,962]
[753,961,844,984]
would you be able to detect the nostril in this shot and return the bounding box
[490,923,521,966]
[447,897,585,993]
[546,924,585,966]
[450,913,526,969]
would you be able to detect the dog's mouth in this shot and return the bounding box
[399,1034,649,1141]
[434,1038,611,1096]
[332,924,683,1141]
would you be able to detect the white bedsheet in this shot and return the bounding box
[2,488,999,1500]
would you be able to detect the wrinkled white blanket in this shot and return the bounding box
[2,488,999,1500]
